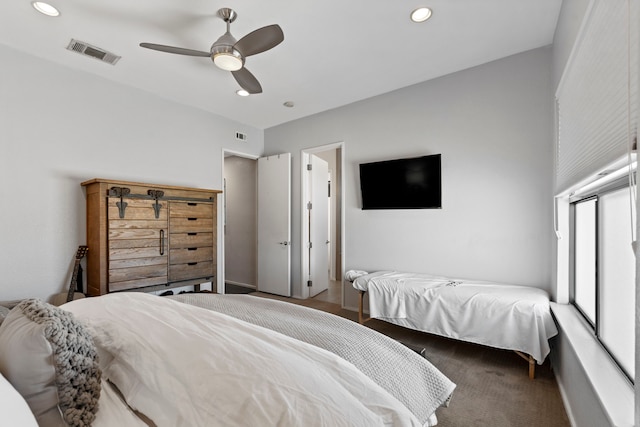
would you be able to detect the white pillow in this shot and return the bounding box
[0,299,101,427]
[344,269,369,281]
[0,372,38,427]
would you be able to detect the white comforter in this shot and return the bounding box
[63,293,422,427]
[353,271,558,364]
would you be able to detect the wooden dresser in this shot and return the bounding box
[81,178,221,296]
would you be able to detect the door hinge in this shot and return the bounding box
[308,241,313,249]
[307,280,313,287]
[307,202,312,210]
[307,164,312,171]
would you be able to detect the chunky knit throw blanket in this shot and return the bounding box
[17,299,101,426]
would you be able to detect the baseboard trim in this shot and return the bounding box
[553,367,578,427]
[224,280,256,290]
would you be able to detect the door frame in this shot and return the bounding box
[221,149,259,294]
[300,142,345,303]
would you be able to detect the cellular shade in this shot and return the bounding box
[555,0,638,193]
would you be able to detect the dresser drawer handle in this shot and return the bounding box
[188,203,197,206]
[188,233,197,236]
[188,262,198,266]
[187,218,197,221]
[187,248,197,251]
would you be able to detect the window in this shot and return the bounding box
[570,182,636,380]
[573,197,597,325]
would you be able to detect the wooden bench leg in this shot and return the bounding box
[357,290,372,324]
[514,350,536,379]
[358,290,366,324]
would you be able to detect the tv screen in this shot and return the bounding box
[359,154,441,210]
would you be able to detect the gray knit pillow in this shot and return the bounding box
[0,299,101,427]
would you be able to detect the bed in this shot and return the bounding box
[0,292,455,427]
[349,270,558,379]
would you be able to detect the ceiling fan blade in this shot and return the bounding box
[232,68,263,94]
[139,43,210,57]
[234,24,284,57]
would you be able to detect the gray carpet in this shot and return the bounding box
[352,316,570,426]
[252,292,570,427]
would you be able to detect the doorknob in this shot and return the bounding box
[279,241,290,246]
[326,240,330,244]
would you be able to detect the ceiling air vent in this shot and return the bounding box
[235,132,248,142]
[66,39,121,65]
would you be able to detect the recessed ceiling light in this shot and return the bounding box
[283,101,295,108]
[410,7,432,23]
[32,1,60,17]
[236,89,249,97]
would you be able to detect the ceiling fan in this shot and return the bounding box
[140,8,284,94]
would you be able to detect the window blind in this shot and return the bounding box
[556,0,638,193]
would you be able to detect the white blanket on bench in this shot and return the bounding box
[352,271,558,364]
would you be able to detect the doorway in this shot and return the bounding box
[301,143,344,305]
[223,151,292,297]
[223,153,258,294]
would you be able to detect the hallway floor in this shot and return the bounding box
[311,279,341,304]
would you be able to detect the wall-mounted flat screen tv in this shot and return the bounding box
[359,154,441,209]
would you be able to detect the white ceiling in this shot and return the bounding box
[0,0,562,129]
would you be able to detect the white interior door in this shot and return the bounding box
[308,155,329,297]
[257,153,291,296]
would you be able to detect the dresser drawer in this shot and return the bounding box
[169,261,214,282]
[170,217,214,233]
[170,202,213,218]
[170,247,213,264]
[170,233,213,249]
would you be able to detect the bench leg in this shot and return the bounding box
[528,356,536,380]
[358,290,366,324]
[514,351,536,379]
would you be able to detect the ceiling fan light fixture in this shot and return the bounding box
[236,89,250,97]
[410,7,432,23]
[211,40,244,71]
[32,1,60,17]
[214,52,243,71]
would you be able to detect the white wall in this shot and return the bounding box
[0,43,264,301]
[265,47,555,305]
